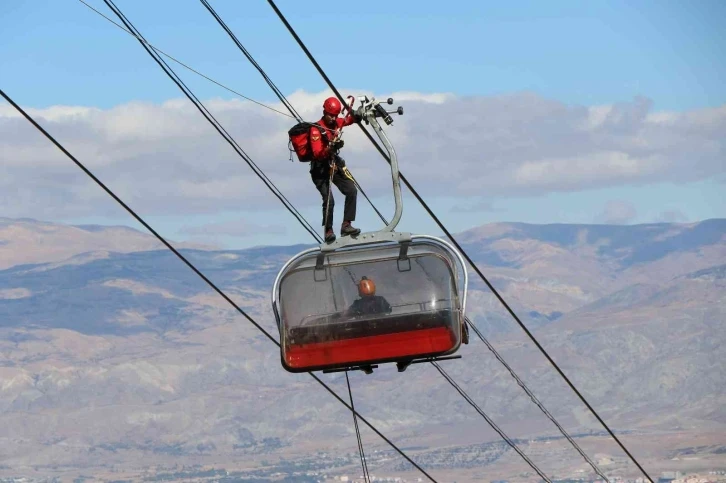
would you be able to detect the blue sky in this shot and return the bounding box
[3,0,725,110]
[1,0,724,248]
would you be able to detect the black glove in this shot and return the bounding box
[353,111,363,123]
[330,139,345,151]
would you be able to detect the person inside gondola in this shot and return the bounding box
[347,276,392,317]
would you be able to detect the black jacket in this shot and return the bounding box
[347,296,392,317]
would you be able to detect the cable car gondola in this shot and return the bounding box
[272,96,469,373]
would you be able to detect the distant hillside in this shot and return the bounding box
[0,217,213,270]
[458,219,726,267]
[458,219,726,333]
[0,218,724,482]
[0,245,306,335]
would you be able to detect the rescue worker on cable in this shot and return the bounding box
[347,276,392,317]
[310,97,361,243]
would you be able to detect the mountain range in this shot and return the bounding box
[0,217,724,482]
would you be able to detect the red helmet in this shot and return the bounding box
[323,97,342,116]
[358,276,376,297]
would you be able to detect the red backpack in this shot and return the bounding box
[288,122,323,162]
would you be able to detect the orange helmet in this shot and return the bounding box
[358,276,376,297]
[323,97,342,116]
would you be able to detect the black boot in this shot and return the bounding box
[324,228,336,243]
[340,221,361,237]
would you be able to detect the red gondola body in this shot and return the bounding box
[285,326,456,370]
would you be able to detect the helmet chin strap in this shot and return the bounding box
[327,96,355,142]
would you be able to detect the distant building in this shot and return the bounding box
[659,471,684,482]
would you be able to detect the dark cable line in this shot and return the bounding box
[76,0,295,119]
[265,0,385,158]
[465,317,609,481]
[200,0,389,226]
[0,87,438,483]
[101,0,321,243]
[309,372,437,482]
[431,361,552,483]
[200,0,302,121]
[346,372,371,483]
[265,2,652,481]
[349,174,390,226]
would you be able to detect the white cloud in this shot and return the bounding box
[179,219,286,238]
[596,200,637,225]
[451,199,498,213]
[656,210,689,223]
[0,105,98,121]
[1,90,724,221]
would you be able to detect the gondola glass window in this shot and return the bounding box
[275,239,464,372]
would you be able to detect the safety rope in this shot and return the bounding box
[323,158,336,234]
